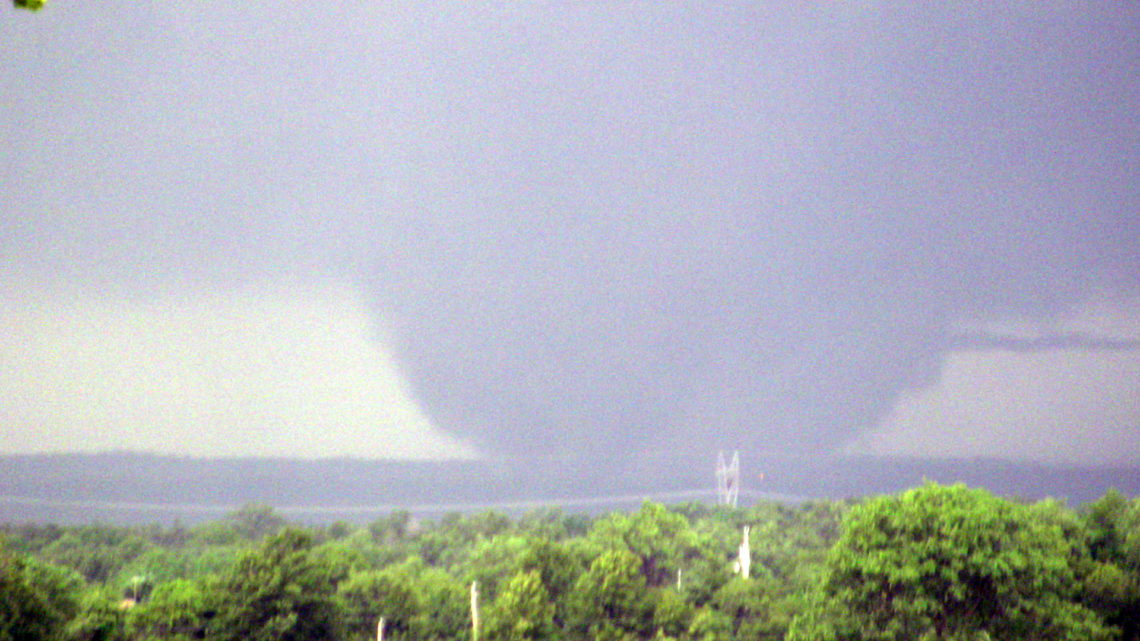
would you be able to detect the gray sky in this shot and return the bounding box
[2,3,1138,465]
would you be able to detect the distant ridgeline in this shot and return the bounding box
[1,483,1138,641]
[1,451,1137,524]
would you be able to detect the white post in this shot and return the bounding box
[470,581,479,641]
[738,525,751,579]
[377,617,384,641]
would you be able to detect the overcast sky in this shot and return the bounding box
[2,3,1138,466]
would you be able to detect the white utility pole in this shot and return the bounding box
[470,581,480,641]
[738,525,751,579]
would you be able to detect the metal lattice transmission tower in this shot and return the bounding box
[716,450,740,507]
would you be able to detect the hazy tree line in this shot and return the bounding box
[2,483,1138,641]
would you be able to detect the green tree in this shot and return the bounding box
[309,539,371,579]
[802,482,1112,641]
[517,507,590,541]
[410,563,469,641]
[650,587,692,639]
[569,548,653,641]
[711,576,783,641]
[0,549,82,641]
[485,570,556,641]
[40,528,149,584]
[369,510,413,544]
[13,0,45,10]
[677,518,734,606]
[1086,489,1131,562]
[516,538,585,630]
[462,535,531,603]
[112,547,191,592]
[784,585,853,641]
[66,586,128,641]
[210,528,342,641]
[588,502,696,588]
[1083,561,1138,637]
[686,606,732,641]
[125,578,211,641]
[1083,489,1140,640]
[338,564,421,641]
[339,555,468,641]
[225,503,288,541]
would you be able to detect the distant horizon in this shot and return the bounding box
[3,451,1136,525]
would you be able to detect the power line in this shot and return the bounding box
[0,487,807,518]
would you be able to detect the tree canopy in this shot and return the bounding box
[794,482,1114,641]
[211,528,343,641]
[3,487,1139,641]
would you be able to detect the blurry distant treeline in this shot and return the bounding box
[2,483,1138,641]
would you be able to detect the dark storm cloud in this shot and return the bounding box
[3,3,1138,462]
[365,4,1140,457]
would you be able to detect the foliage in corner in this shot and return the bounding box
[795,482,1116,641]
